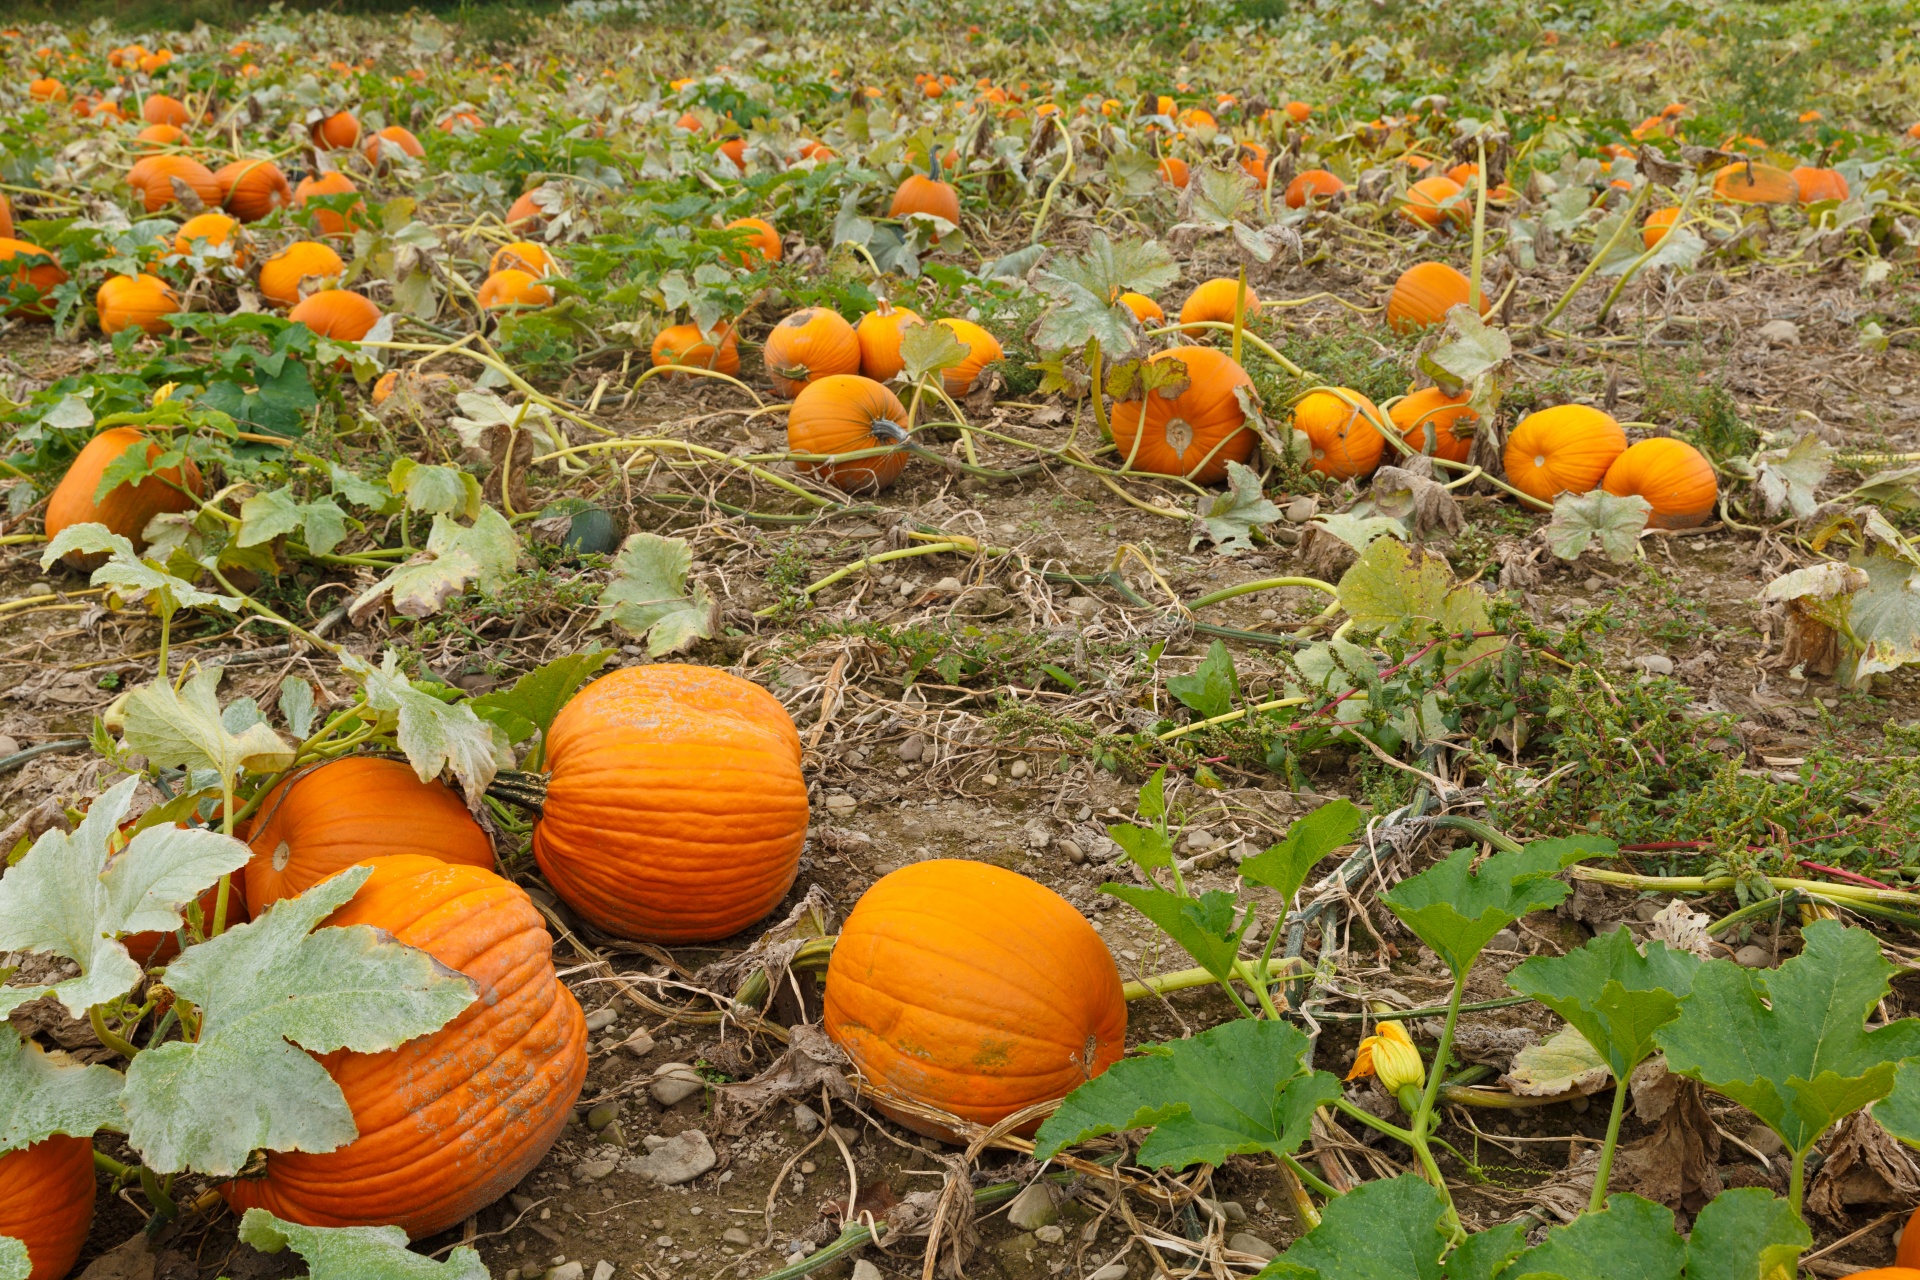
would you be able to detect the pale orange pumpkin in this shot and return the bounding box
[1285,168,1346,208]
[1390,387,1476,464]
[1110,346,1256,484]
[96,273,180,336]
[135,122,187,149]
[174,212,245,264]
[787,375,913,492]
[128,155,221,213]
[141,93,190,127]
[1790,166,1848,204]
[288,289,382,341]
[363,125,424,165]
[258,241,344,309]
[1385,262,1482,334]
[854,300,923,382]
[310,111,362,150]
[1642,207,1680,248]
[935,318,1003,396]
[506,188,553,230]
[1504,405,1628,503]
[1158,156,1191,189]
[650,323,740,377]
[1601,437,1717,529]
[1293,389,1387,480]
[763,307,860,398]
[1711,162,1797,205]
[1119,292,1164,323]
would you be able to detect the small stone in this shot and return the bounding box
[1584,576,1604,592]
[1010,760,1030,779]
[1005,1181,1061,1229]
[1220,1200,1247,1224]
[1061,839,1086,865]
[1284,497,1317,524]
[723,1228,751,1246]
[654,1236,675,1249]
[1090,1264,1130,1280]
[1034,1224,1065,1245]
[1488,929,1521,952]
[1747,1125,1784,1156]
[1734,944,1774,969]
[1756,319,1801,346]
[1065,595,1101,619]
[572,1157,617,1182]
[619,1030,657,1058]
[1633,654,1675,676]
[824,793,858,817]
[984,773,1000,787]
[547,1264,585,1280]
[896,734,926,762]
[1184,829,1216,852]
[831,1124,860,1147]
[591,1264,614,1280]
[1025,819,1051,849]
[624,1129,716,1185]
[0,736,18,757]
[792,1103,821,1134]
[510,1194,537,1214]
[599,1121,628,1149]
[1273,526,1302,546]
[26,583,52,597]
[798,1160,818,1174]
[1632,900,1665,922]
[583,1006,619,1034]
[852,1262,884,1280]
[932,576,964,595]
[649,1063,705,1107]
[586,1103,618,1131]
[1230,1233,1279,1261]
[1258,609,1278,622]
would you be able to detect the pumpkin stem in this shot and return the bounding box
[870,418,910,444]
[486,769,551,813]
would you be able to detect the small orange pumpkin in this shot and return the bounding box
[476,269,553,310]
[764,307,860,398]
[651,323,740,377]
[364,124,424,165]
[1119,292,1164,323]
[489,241,558,277]
[0,239,68,318]
[717,137,748,170]
[45,427,204,569]
[288,289,382,342]
[1385,262,1482,334]
[1390,387,1476,464]
[1179,277,1261,327]
[1601,438,1717,529]
[725,216,782,266]
[28,78,67,104]
[141,93,190,127]
[258,241,345,309]
[506,188,552,230]
[854,299,923,382]
[889,165,962,229]
[1285,168,1346,208]
[1791,166,1848,204]
[1642,207,1680,248]
[1158,155,1191,189]
[0,1136,95,1280]
[214,158,293,222]
[135,123,187,149]
[787,374,913,492]
[1403,175,1467,228]
[310,110,362,150]
[437,110,483,133]
[1504,405,1628,503]
[1110,346,1256,484]
[293,171,364,238]
[936,318,1003,396]
[96,273,180,336]
[129,155,221,213]
[174,212,245,263]
[1711,162,1797,205]
[1293,389,1387,480]
[0,194,12,242]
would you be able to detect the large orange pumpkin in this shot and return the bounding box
[1403,175,1467,228]
[174,212,246,264]
[823,859,1127,1140]
[0,239,68,318]
[506,187,554,231]
[0,1136,95,1280]
[1385,262,1482,334]
[854,300,923,382]
[489,241,558,277]
[651,323,740,377]
[1601,438,1717,529]
[532,665,810,944]
[363,125,424,165]
[288,290,382,342]
[96,273,180,336]
[27,78,66,104]
[1293,389,1387,480]
[214,158,293,222]
[141,93,189,128]
[787,374,913,492]
[135,123,188,149]
[258,240,344,308]
[1109,346,1255,485]
[1284,168,1345,208]
[1179,277,1261,327]
[128,155,220,213]
[242,757,494,911]
[1504,405,1628,503]
[1711,162,1797,205]
[1390,387,1476,464]
[725,216,782,266]
[222,856,586,1239]
[46,427,204,569]
[936,318,1002,396]
[293,171,364,238]
[763,307,860,398]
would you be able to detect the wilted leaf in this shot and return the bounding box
[237,488,350,557]
[1502,1026,1611,1097]
[1191,461,1281,553]
[123,667,297,787]
[237,1210,489,1280]
[387,459,482,519]
[1546,490,1652,564]
[598,533,716,656]
[1754,432,1833,520]
[1311,513,1406,554]
[897,320,970,384]
[1417,306,1511,391]
[343,651,512,805]
[1840,551,1920,687]
[40,524,242,618]
[348,508,519,623]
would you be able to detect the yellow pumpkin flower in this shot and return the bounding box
[1347,1019,1425,1093]
[152,381,177,404]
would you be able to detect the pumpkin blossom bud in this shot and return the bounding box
[1347,1019,1424,1093]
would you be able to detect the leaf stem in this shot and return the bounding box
[1590,1077,1628,1213]
[89,1006,141,1060]
[1281,1152,1341,1200]
[1790,1148,1807,1217]
[1538,183,1652,328]
[1088,336,1110,442]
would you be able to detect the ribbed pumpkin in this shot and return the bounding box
[822,859,1127,1141]
[1157,156,1191,189]
[1390,387,1476,464]
[129,155,220,213]
[141,93,190,127]
[725,216,782,266]
[651,323,741,377]
[46,427,203,569]
[293,171,363,238]
[1179,277,1261,327]
[0,1136,95,1280]
[1601,438,1717,530]
[288,290,382,342]
[1642,207,1680,248]
[1791,166,1848,204]
[214,158,293,222]
[258,240,344,308]
[0,240,68,318]
[1504,405,1628,503]
[1403,175,1467,228]
[532,665,810,944]
[764,307,860,398]
[787,374,913,493]
[936,318,1003,396]
[1385,262,1482,334]
[489,241,558,277]
[1711,162,1797,205]
[1293,389,1387,480]
[1284,168,1345,208]
[1109,346,1255,485]
[477,269,553,310]
[96,272,180,336]
[364,125,424,165]
[175,212,245,264]
[889,169,962,229]
[854,300,923,382]
[310,111,362,150]
[242,757,494,911]
[222,856,586,1239]
[1119,292,1164,323]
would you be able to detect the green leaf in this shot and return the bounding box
[0,777,251,1018]
[1838,550,1920,688]
[321,459,399,514]
[1873,1059,1920,1150]
[1337,538,1460,643]
[123,667,297,790]
[40,524,243,619]
[238,488,349,556]
[1498,1193,1684,1280]
[278,676,316,739]
[1417,307,1512,391]
[1508,927,1701,1079]
[598,533,717,657]
[0,1024,125,1151]
[1445,1223,1531,1280]
[1260,1174,1449,1280]
[1383,836,1613,978]
[0,1238,26,1280]
[238,1210,489,1280]
[468,650,611,746]
[348,508,520,623]
[1546,490,1651,564]
[897,320,970,384]
[1192,461,1281,554]
[1754,433,1833,521]
[1032,1018,1341,1169]
[1168,640,1239,719]
[1031,233,1175,354]
[1101,885,1249,983]
[387,459,482,519]
[1239,799,1364,905]
[1105,823,1175,871]
[1312,512,1407,555]
[1655,919,1920,1156]
[344,651,512,806]
[1685,1189,1810,1280]
[122,866,476,1175]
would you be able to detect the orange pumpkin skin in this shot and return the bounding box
[651,323,741,377]
[1403,175,1466,228]
[293,172,364,238]
[726,216,782,266]
[364,125,424,165]
[1119,292,1163,323]
[96,272,180,336]
[258,241,344,308]
[1385,262,1481,334]
[532,665,810,944]
[823,859,1128,1141]
[1642,207,1680,248]
[214,158,292,222]
[1601,438,1717,530]
[936,318,1003,396]
[142,94,189,127]
[787,375,912,493]
[1791,166,1848,204]
[288,290,382,342]
[222,856,586,1239]
[854,301,923,382]
[506,188,551,230]
[310,111,361,150]
[1390,387,1476,464]
[1841,1271,1920,1280]
[1179,277,1262,327]
[1110,346,1255,485]
[0,194,12,241]
[1897,1206,1920,1269]
[1285,169,1345,208]
[889,174,961,227]
[476,269,553,310]
[242,757,494,912]
[490,241,557,277]
[0,1136,95,1280]
[1157,156,1191,189]
[46,427,204,569]
[129,155,221,213]
[1293,390,1387,480]
[28,78,66,104]
[1504,405,1628,503]
[135,123,188,149]
[0,239,68,318]
[174,212,244,263]
[717,138,748,170]
[1711,162,1797,205]
[764,307,860,398]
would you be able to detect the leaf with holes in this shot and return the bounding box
[1754,432,1833,520]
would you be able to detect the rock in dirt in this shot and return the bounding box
[546,1264,584,1280]
[1061,838,1086,864]
[1756,319,1801,346]
[1733,945,1773,968]
[852,1262,884,1280]
[651,1062,705,1106]
[1284,497,1317,523]
[1065,595,1101,619]
[1005,1181,1062,1229]
[896,734,926,762]
[591,1264,615,1280]
[572,1157,618,1182]
[724,1228,752,1247]
[583,1006,619,1033]
[1230,1233,1278,1260]
[793,1103,821,1133]
[77,1235,155,1280]
[1034,1224,1066,1244]
[619,1030,656,1058]
[931,577,964,595]
[1633,654,1675,676]
[586,1102,618,1131]
[625,1129,717,1185]
[824,793,858,817]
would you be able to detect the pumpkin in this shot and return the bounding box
[258,240,344,308]
[1898,1206,1920,1269]
[370,370,452,408]
[1444,162,1516,203]
[129,155,220,213]
[1711,162,1797,205]
[1390,387,1476,464]
[651,323,741,377]
[1157,156,1191,189]
[1119,292,1164,323]
[1110,346,1255,485]
[293,171,364,238]
[1642,207,1680,248]
[310,111,361,150]
[889,164,962,229]
[1178,277,1261,327]
[936,318,1003,396]
[28,78,66,104]
[363,125,424,164]
[96,273,180,336]
[214,158,292,222]
[222,856,586,1239]
[242,757,494,911]
[1237,142,1271,187]
[822,859,1127,1140]
[489,243,557,279]
[506,187,552,230]
[1504,405,1628,503]
[438,110,483,133]
[1385,262,1483,334]
[1601,438,1717,529]
[726,216,782,266]
[1791,166,1848,204]
[1285,101,1312,121]
[0,194,11,241]
[1837,1272,1920,1280]
[1404,175,1467,228]
[1285,168,1346,208]
[288,290,382,342]
[531,664,810,943]
[0,239,67,318]
[764,307,861,398]
[1293,389,1387,480]
[477,269,553,310]
[46,427,203,569]
[0,1136,95,1280]
[787,374,913,493]
[141,93,189,127]
[717,137,748,170]
[854,299,923,382]
[135,123,187,148]
[174,212,244,263]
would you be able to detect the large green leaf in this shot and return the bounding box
[1238,799,1364,905]
[468,650,611,746]
[1193,461,1282,553]
[1499,1194,1684,1280]
[1383,837,1613,979]
[0,1237,26,1280]
[237,487,350,557]
[0,1025,124,1152]
[1684,1189,1810,1280]
[122,667,297,792]
[1101,885,1248,984]
[1545,491,1651,565]
[40,523,243,619]
[1873,1058,1920,1149]
[348,508,519,623]
[1508,927,1700,1079]
[1259,1174,1450,1280]
[238,1210,489,1280]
